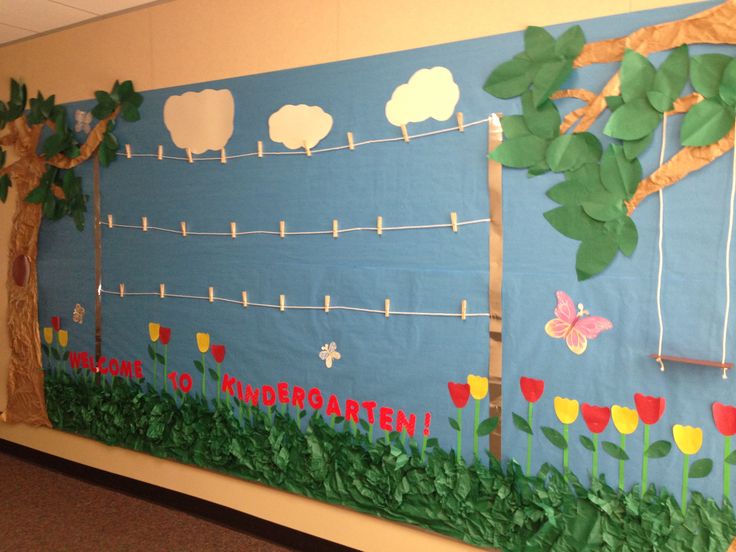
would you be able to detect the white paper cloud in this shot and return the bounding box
[163,89,234,154]
[385,66,460,127]
[268,104,333,150]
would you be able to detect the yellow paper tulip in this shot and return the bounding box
[612,405,639,435]
[467,374,489,400]
[43,327,53,345]
[554,397,579,425]
[196,332,210,353]
[149,322,161,342]
[57,330,69,348]
[673,424,703,456]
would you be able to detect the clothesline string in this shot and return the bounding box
[116,116,493,162]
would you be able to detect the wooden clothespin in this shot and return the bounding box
[324,295,331,313]
[401,124,409,143]
[107,214,113,228]
[304,141,312,157]
[230,222,237,239]
[159,283,165,299]
[456,112,464,132]
[332,219,339,238]
[450,212,458,233]
[279,294,286,312]
[384,298,391,318]
[142,216,148,232]
[186,147,193,163]
[347,132,355,151]
[180,221,188,237]
[241,291,248,308]
[208,287,214,303]
[125,144,132,159]
[119,283,125,298]
[220,147,227,164]
[279,220,285,239]
[377,216,383,236]
[257,141,263,158]
[461,299,467,321]
[157,145,163,160]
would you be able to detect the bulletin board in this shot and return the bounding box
[29,1,736,549]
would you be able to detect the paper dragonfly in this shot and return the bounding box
[545,291,612,355]
[74,110,92,134]
[319,342,341,368]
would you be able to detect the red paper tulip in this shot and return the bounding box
[51,316,60,332]
[581,403,611,434]
[713,402,736,436]
[448,382,471,408]
[634,393,666,425]
[520,377,545,403]
[159,327,171,346]
[211,344,226,364]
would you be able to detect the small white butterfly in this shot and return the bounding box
[72,303,85,324]
[74,110,92,134]
[318,341,341,368]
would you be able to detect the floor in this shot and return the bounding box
[0,449,294,552]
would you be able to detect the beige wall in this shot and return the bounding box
[0,0,703,549]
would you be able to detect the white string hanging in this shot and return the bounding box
[720,119,736,380]
[655,114,668,372]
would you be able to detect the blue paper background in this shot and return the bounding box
[38,1,736,501]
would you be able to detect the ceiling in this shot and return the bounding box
[0,0,159,46]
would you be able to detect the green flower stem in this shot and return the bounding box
[216,362,221,405]
[618,434,627,492]
[563,424,569,478]
[152,342,158,387]
[267,406,273,424]
[238,401,244,424]
[473,398,481,458]
[526,402,533,476]
[162,345,168,392]
[280,403,286,416]
[641,424,650,498]
[592,433,599,479]
[725,435,731,504]
[681,453,690,515]
[367,423,373,444]
[330,414,336,429]
[400,429,407,447]
[201,352,206,397]
[421,434,428,462]
[456,407,463,463]
[296,406,302,430]
[384,429,390,445]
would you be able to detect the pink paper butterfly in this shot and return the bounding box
[544,291,612,355]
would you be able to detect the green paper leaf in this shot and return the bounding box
[544,205,603,241]
[489,135,548,168]
[527,160,550,177]
[120,102,140,122]
[24,185,49,204]
[720,58,736,106]
[542,426,567,450]
[147,344,155,360]
[41,343,49,356]
[603,98,661,141]
[623,132,654,161]
[604,216,638,257]
[600,144,642,199]
[546,179,588,206]
[689,458,713,479]
[680,97,734,146]
[602,441,629,460]
[691,54,731,99]
[650,45,689,106]
[477,417,499,436]
[645,440,672,459]
[725,450,736,465]
[63,351,69,361]
[500,115,531,139]
[620,49,656,102]
[156,353,165,364]
[0,174,10,202]
[524,26,556,61]
[51,348,60,360]
[646,90,673,113]
[483,57,533,99]
[522,91,560,140]
[193,360,204,374]
[208,368,219,381]
[605,95,625,112]
[579,435,595,452]
[532,58,573,107]
[512,412,533,435]
[546,133,601,172]
[576,233,618,280]
[582,190,626,222]
[447,416,461,431]
[554,25,584,59]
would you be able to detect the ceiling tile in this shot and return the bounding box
[0,21,34,42]
[48,0,157,15]
[0,0,92,32]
